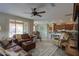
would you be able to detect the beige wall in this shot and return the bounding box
[0,12,34,38]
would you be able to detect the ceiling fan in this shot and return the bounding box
[25,8,46,17]
[24,3,56,17]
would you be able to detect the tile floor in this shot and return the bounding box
[29,40,67,56]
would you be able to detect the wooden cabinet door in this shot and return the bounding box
[65,24,74,30]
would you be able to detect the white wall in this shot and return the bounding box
[0,12,34,39]
[34,21,51,40]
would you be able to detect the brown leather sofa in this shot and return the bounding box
[13,34,36,51]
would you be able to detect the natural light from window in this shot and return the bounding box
[9,19,24,38]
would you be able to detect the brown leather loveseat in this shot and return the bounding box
[13,34,36,51]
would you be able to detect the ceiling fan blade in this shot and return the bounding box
[38,11,46,14]
[37,14,42,17]
[31,8,37,12]
[34,8,37,11]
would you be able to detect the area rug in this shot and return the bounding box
[29,40,58,56]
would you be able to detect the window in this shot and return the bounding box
[9,19,24,38]
[16,23,23,34]
[9,22,16,38]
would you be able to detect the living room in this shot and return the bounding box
[0,3,78,56]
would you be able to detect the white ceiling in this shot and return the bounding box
[0,3,73,22]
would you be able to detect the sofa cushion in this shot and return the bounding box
[0,47,8,56]
[15,34,22,41]
[0,39,10,48]
[21,34,31,41]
